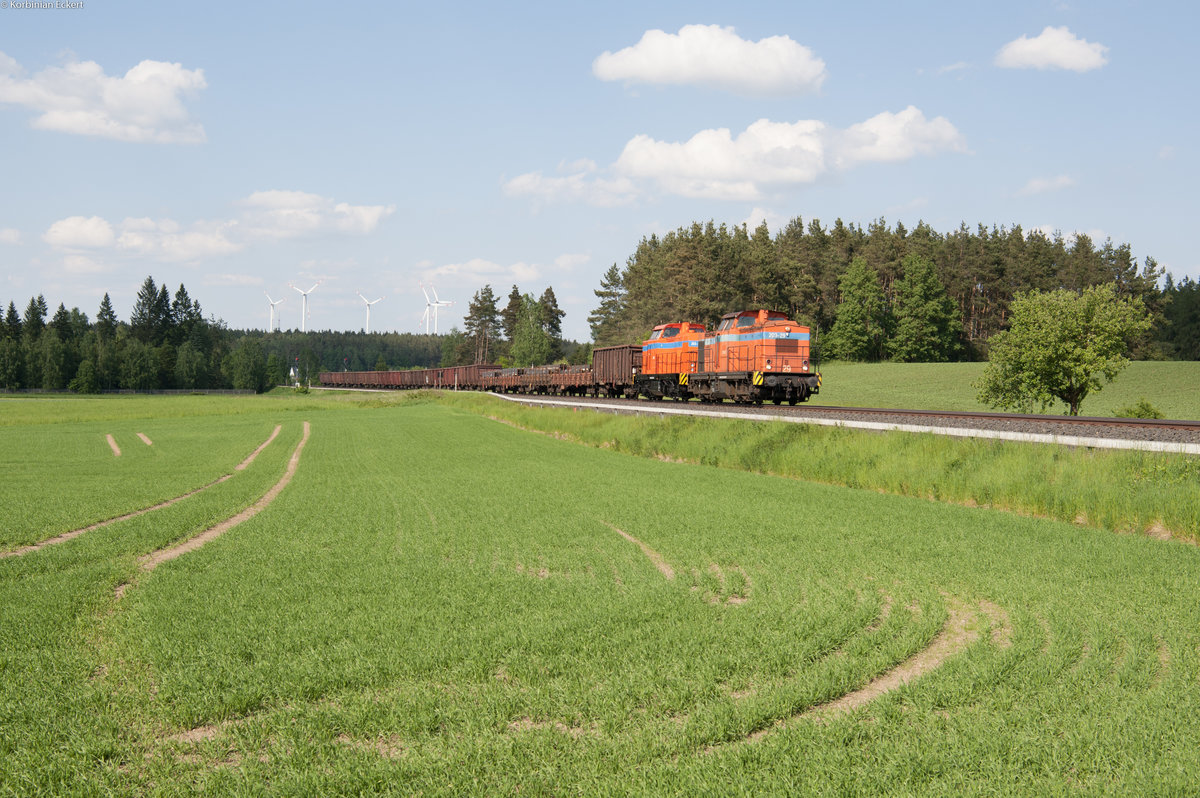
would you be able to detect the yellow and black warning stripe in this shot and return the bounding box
[678,372,689,386]
[752,371,764,386]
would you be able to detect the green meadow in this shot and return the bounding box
[810,360,1200,418]
[1,391,1198,795]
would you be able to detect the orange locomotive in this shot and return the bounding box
[636,321,707,400]
[635,309,820,404]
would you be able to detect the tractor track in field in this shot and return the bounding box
[2,425,284,560]
[117,422,309,597]
[702,595,1010,754]
[600,520,674,580]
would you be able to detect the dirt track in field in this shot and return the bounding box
[601,520,674,580]
[236,425,282,470]
[134,421,310,574]
[793,597,981,721]
[106,434,121,456]
[2,425,284,560]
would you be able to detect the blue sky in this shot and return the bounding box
[1,0,1194,340]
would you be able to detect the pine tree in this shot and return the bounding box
[502,285,522,342]
[131,277,161,343]
[155,284,172,343]
[22,295,47,342]
[170,284,202,343]
[888,255,960,362]
[463,285,502,364]
[538,286,565,359]
[96,294,118,341]
[3,301,21,340]
[587,263,626,344]
[824,258,890,361]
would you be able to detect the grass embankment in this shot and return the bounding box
[809,360,1200,419]
[2,392,1199,794]
[446,392,1200,542]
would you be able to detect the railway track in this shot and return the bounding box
[491,393,1200,455]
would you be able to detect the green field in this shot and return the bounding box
[810,360,1200,419]
[2,392,1199,795]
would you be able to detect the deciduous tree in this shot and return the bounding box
[975,284,1152,415]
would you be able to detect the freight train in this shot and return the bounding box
[319,309,821,405]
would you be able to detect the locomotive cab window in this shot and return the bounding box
[662,326,680,338]
[689,324,705,333]
[736,316,756,328]
[649,329,663,340]
[717,318,735,331]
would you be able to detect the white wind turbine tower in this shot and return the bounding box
[265,292,285,332]
[420,283,454,334]
[356,290,384,334]
[289,280,321,333]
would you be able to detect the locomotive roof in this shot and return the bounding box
[720,309,786,319]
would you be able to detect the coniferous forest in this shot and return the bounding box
[3,217,1199,394]
[585,217,1191,361]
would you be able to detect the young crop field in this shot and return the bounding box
[2,393,1198,795]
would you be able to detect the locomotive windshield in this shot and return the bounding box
[649,329,662,340]
[662,326,680,338]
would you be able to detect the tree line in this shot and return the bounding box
[585,217,1198,361]
[1,277,462,393]
[440,284,591,367]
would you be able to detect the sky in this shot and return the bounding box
[1,0,1195,341]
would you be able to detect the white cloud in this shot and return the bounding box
[742,208,786,233]
[43,216,115,248]
[553,253,590,271]
[995,26,1108,72]
[510,108,964,204]
[503,162,637,208]
[121,219,242,262]
[425,257,541,285]
[41,190,390,266]
[238,190,395,238]
[203,273,265,287]
[62,254,109,274]
[937,61,972,75]
[1018,174,1075,196]
[593,24,826,96]
[0,51,207,143]
[612,107,964,201]
[0,228,21,245]
[836,106,967,167]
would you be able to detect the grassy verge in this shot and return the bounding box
[443,392,1200,542]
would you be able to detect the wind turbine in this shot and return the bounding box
[420,283,454,334]
[265,292,285,332]
[289,280,321,333]
[356,290,384,334]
